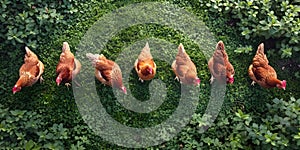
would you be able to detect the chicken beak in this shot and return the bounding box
[56,77,61,86]
[12,86,19,94]
[147,68,153,74]
[227,75,234,84]
[194,78,201,86]
[121,86,127,94]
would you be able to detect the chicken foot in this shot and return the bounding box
[209,76,215,84]
[39,76,44,83]
[138,77,144,83]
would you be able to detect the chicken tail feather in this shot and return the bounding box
[257,43,264,55]
[62,42,70,52]
[178,43,185,54]
[86,53,99,67]
[216,41,225,51]
[145,42,149,50]
[25,46,31,54]
[138,42,152,60]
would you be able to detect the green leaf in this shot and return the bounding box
[273,98,281,104]
[259,20,267,25]
[10,110,26,116]
[294,134,300,139]
[43,14,49,19]
[15,37,24,43]
[25,140,35,150]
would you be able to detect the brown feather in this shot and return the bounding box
[87,53,126,91]
[248,43,285,89]
[208,41,235,84]
[172,43,199,85]
[134,42,156,81]
[13,47,44,93]
[138,42,152,60]
[56,42,80,84]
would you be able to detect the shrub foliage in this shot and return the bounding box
[1,0,299,149]
[198,0,300,58]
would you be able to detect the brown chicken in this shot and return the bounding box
[248,43,286,90]
[172,43,200,86]
[134,42,156,82]
[12,47,44,94]
[56,42,81,87]
[86,53,127,94]
[208,41,235,84]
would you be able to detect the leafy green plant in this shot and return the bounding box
[187,97,300,149]
[1,0,300,149]
[199,0,300,58]
[295,71,300,79]
[0,103,92,149]
[234,45,253,55]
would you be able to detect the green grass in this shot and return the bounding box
[1,0,299,149]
